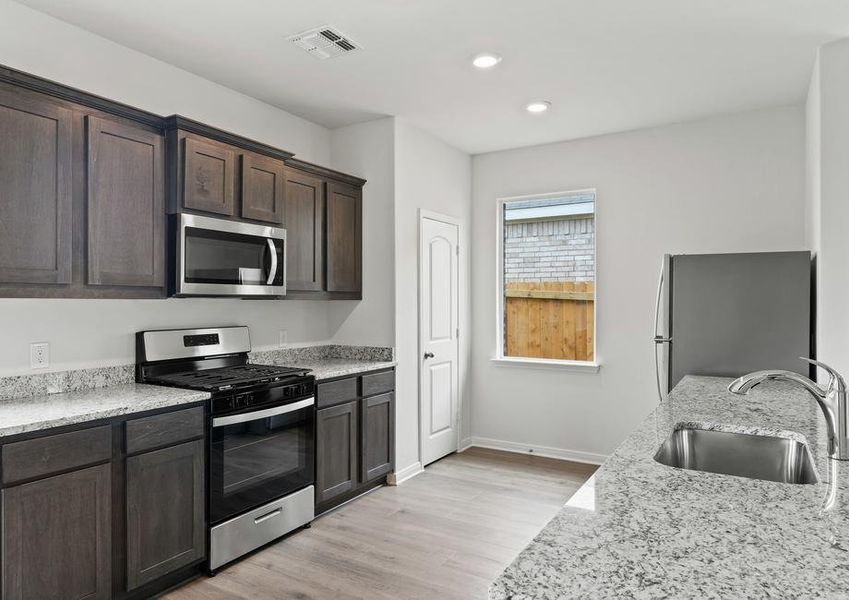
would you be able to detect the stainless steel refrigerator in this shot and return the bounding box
[653,251,813,401]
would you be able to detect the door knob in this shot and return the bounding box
[424,352,435,359]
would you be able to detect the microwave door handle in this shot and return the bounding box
[212,397,314,428]
[266,239,278,285]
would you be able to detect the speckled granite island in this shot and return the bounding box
[490,375,849,599]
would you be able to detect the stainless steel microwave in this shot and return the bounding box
[173,213,286,297]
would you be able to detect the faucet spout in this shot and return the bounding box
[728,358,848,461]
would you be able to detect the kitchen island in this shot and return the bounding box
[490,375,849,598]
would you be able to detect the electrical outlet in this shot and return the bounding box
[30,342,49,369]
[279,330,288,347]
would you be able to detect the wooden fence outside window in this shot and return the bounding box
[504,281,595,361]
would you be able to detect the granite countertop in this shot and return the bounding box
[248,345,395,381]
[490,375,849,599]
[0,384,210,439]
[296,358,396,381]
[253,356,396,381]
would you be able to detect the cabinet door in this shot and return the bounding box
[126,439,205,590]
[326,181,362,294]
[182,137,235,216]
[86,116,164,288]
[0,87,72,285]
[316,401,358,504]
[1,464,111,600]
[241,152,285,224]
[361,392,394,482]
[284,168,324,291]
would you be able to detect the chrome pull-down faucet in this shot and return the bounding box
[728,358,849,461]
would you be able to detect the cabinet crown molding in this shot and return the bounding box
[165,115,295,162]
[286,157,367,187]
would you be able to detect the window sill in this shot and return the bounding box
[490,357,601,373]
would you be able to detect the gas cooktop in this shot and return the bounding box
[147,364,310,392]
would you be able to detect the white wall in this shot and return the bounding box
[0,1,335,375]
[0,1,331,163]
[806,38,849,377]
[328,118,473,475]
[393,119,472,471]
[471,106,807,460]
[328,118,396,347]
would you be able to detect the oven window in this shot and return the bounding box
[185,227,284,286]
[211,405,314,523]
[221,413,307,494]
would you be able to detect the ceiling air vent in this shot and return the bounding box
[288,26,362,60]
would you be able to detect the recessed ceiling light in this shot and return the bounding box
[526,101,551,114]
[472,53,502,69]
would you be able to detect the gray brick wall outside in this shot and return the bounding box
[504,216,595,282]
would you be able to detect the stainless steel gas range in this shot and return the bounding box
[136,326,314,572]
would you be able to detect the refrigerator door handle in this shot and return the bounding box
[653,259,671,404]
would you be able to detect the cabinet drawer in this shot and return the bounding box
[317,377,358,408]
[2,425,112,485]
[126,406,205,454]
[361,370,395,397]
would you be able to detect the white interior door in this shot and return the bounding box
[419,213,460,466]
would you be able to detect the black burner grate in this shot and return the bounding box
[149,364,309,391]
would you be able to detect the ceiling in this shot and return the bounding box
[14,0,849,154]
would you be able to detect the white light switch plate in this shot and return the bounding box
[30,342,49,369]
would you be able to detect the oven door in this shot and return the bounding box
[176,213,286,297]
[209,397,315,524]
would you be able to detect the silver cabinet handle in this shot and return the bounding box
[266,239,278,285]
[424,352,435,359]
[213,397,314,428]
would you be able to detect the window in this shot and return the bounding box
[496,190,597,367]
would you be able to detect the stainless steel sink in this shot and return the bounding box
[654,427,818,484]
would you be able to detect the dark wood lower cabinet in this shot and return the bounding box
[316,370,395,513]
[1,463,111,600]
[361,393,394,482]
[0,403,206,600]
[125,439,205,590]
[316,401,358,504]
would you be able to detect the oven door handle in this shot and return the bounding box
[212,397,314,428]
[266,239,278,286]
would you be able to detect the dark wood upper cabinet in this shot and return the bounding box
[125,439,205,590]
[182,136,236,216]
[241,152,285,224]
[326,181,363,294]
[86,116,164,288]
[1,463,112,600]
[0,87,73,285]
[361,392,394,483]
[284,168,324,291]
[0,68,367,300]
[316,401,358,505]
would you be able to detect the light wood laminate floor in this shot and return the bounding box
[164,447,597,600]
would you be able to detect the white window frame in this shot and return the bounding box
[493,189,600,372]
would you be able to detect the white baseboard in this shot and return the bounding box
[468,436,607,465]
[387,461,424,485]
[458,437,474,452]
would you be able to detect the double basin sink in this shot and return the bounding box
[654,426,818,485]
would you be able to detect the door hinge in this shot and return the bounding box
[456,245,459,256]
[456,327,460,338]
